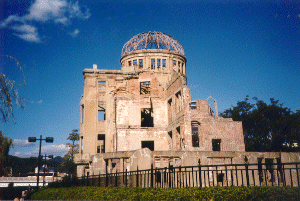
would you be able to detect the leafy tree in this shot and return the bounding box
[62,129,79,176]
[221,96,300,152]
[0,131,13,176]
[0,55,25,122]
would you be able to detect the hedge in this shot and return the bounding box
[29,186,300,200]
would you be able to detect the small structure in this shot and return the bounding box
[75,32,299,177]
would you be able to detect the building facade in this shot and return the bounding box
[75,32,298,177]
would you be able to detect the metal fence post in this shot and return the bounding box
[169,162,171,188]
[245,163,250,186]
[198,159,202,187]
[151,164,153,188]
[115,170,118,187]
[105,166,108,187]
[136,166,139,187]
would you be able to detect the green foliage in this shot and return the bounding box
[221,96,300,152]
[29,186,300,200]
[8,155,64,176]
[0,131,13,176]
[0,55,25,122]
[0,185,29,200]
[62,129,79,176]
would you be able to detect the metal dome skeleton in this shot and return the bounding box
[121,31,185,56]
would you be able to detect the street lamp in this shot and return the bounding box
[43,154,53,187]
[28,135,54,190]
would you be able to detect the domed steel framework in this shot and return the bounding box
[121,31,185,56]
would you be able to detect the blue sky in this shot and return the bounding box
[1,0,299,158]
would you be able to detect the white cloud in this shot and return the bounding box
[68,1,91,20]
[12,144,69,158]
[13,139,35,147]
[69,28,79,37]
[1,0,90,42]
[26,0,68,22]
[12,24,41,43]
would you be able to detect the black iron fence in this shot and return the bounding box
[54,162,300,188]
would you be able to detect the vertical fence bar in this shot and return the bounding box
[189,167,192,187]
[235,165,238,186]
[136,166,139,187]
[198,160,202,187]
[151,164,153,188]
[241,168,244,186]
[173,166,175,188]
[168,163,171,188]
[296,164,299,187]
[252,169,255,186]
[283,164,286,186]
[245,163,249,186]
[105,164,108,187]
[179,166,182,188]
[231,168,234,186]
[125,168,127,187]
[115,170,118,187]
[225,165,228,186]
[98,174,100,187]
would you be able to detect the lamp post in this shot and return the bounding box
[43,154,53,187]
[28,135,53,190]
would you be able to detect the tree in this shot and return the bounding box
[0,131,13,176]
[62,129,79,176]
[221,97,300,152]
[0,55,25,122]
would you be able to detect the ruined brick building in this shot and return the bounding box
[75,32,299,177]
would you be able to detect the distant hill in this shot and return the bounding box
[8,155,66,177]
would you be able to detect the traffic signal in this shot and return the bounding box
[28,137,36,142]
[46,137,53,143]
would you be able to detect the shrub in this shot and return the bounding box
[29,186,300,200]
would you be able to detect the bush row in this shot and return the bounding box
[29,186,300,200]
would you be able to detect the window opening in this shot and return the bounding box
[192,121,199,147]
[176,91,182,112]
[173,60,176,67]
[162,59,166,69]
[168,98,172,122]
[98,81,106,84]
[168,131,172,139]
[140,81,150,95]
[190,101,197,110]
[178,62,181,72]
[141,141,154,151]
[139,59,143,68]
[176,126,181,148]
[128,60,132,66]
[133,60,137,66]
[97,134,105,153]
[98,110,105,121]
[212,139,221,151]
[173,60,177,70]
[157,59,161,70]
[80,136,83,153]
[81,105,84,123]
[151,58,155,69]
[141,108,153,127]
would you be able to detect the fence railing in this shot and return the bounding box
[53,162,300,188]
